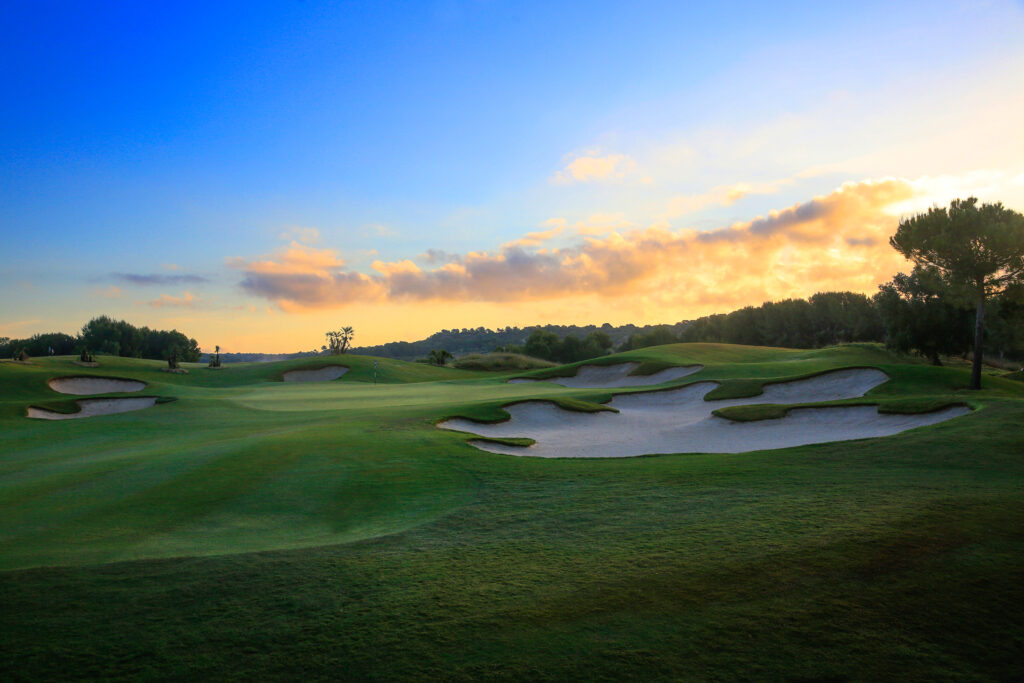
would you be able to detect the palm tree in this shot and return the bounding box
[325,327,356,354]
[340,326,354,353]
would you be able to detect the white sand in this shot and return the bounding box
[49,377,145,395]
[439,368,970,457]
[28,397,158,420]
[282,366,349,382]
[509,361,702,388]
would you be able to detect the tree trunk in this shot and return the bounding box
[970,292,985,390]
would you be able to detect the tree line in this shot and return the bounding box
[497,330,615,364]
[635,285,1021,366]
[674,292,884,349]
[1,315,201,363]
[351,322,690,361]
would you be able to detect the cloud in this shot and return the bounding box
[884,168,1024,217]
[363,223,398,238]
[146,292,200,309]
[552,152,637,184]
[230,242,382,312]
[278,227,321,244]
[97,286,121,299]
[662,178,797,218]
[0,319,42,336]
[114,273,209,286]
[501,223,565,249]
[419,249,459,265]
[233,178,920,312]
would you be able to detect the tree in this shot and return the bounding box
[986,284,1024,362]
[874,269,972,365]
[326,326,355,354]
[523,330,559,360]
[619,326,677,351]
[582,331,613,357]
[808,291,884,345]
[428,349,453,366]
[78,316,198,361]
[890,198,1024,389]
[556,335,583,363]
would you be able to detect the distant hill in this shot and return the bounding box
[199,350,320,364]
[349,322,690,361]
[205,322,690,364]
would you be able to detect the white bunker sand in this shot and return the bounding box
[510,361,701,388]
[28,397,158,420]
[440,369,969,457]
[282,366,348,382]
[49,377,145,395]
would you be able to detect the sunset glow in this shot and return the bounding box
[3,2,1023,350]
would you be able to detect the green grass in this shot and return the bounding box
[1,344,1023,680]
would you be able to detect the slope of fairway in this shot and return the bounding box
[2,343,1024,680]
[0,354,491,569]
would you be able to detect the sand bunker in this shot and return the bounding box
[282,366,349,382]
[440,368,969,457]
[28,397,158,420]
[509,361,701,388]
[48,377,145,395]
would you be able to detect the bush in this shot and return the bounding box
[451,353,556,372]
[522,330,613,364]
[427,349,453,366]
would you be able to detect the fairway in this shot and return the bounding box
[2,343,1023,679]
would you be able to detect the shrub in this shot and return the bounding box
[452,353,556,372]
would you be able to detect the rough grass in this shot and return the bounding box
[2,343,1023,680]
[451,352,556,372]
[714,397,971,422]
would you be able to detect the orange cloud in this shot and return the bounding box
[147,292,200,309]
[501,223,566,249]
[552,152,637,184]
[234,178,918,312]
[662,177,796,218]
[278,227,321,243]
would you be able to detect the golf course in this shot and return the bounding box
[2,342,1023,680]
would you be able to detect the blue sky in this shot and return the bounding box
[2,1,1023,350]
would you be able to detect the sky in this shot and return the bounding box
[2,0,1023,352]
